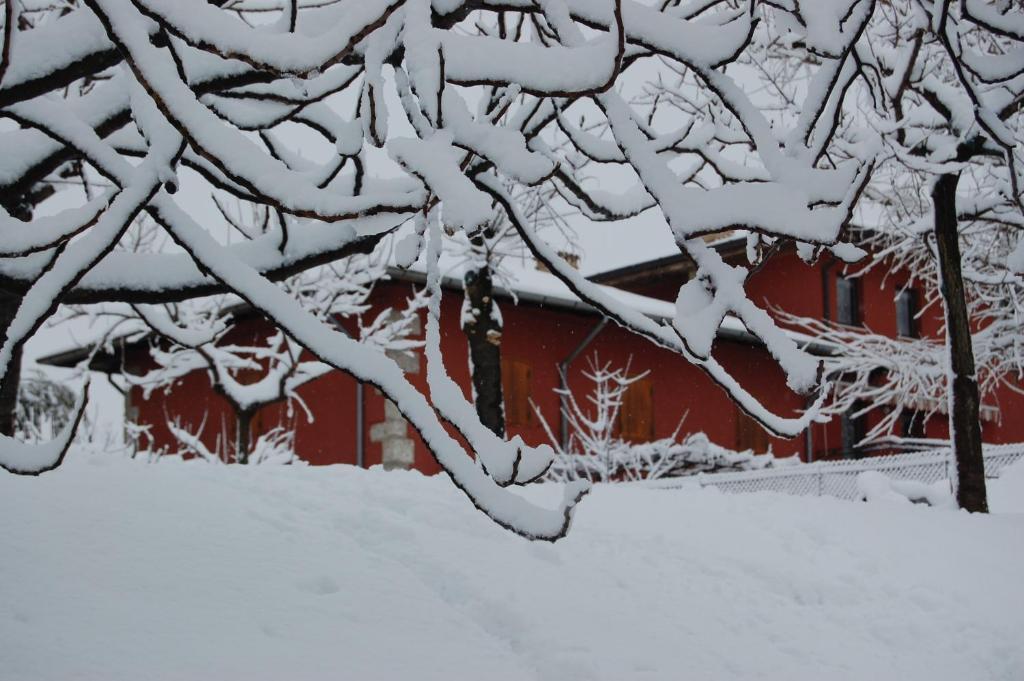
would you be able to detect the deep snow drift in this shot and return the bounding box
[1,454,1022,681]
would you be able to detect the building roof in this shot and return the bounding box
[588,231,749,287]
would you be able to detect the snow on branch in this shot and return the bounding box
[118,236,424,464]
[0,0,950,537]
[777,280,1021,447]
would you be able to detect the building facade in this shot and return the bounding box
[44,236,1024,472]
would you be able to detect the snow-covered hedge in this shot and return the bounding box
[547,432,796,483]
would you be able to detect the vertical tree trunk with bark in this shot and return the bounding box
[463,265,505,437]
[235,409,253,464]
[0,292,22,437]
[0,192,46,439]
[932,172,988,513]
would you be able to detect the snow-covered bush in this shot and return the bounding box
[166,415,302,466]
[546,433,798,484]
[856,471,955,509]
[537,356,794,482]
[625,433,797,479]
[15,370,76,441]
[247,427,302,466]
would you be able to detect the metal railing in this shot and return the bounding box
[643,443,1024,501]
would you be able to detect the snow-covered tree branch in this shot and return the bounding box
[0,0,959,535]
[766,0,1024,511]
[96,247,425,463]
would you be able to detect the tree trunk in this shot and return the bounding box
[0,184,37,439]
[0,291,23,437]
[932,172,988,513]
[236,410,253,464]
[463,265,505,437]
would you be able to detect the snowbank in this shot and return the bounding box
[990,457,1024,514]
[1,453,1022,681]
[855,470,957,508]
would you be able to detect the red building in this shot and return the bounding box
[41,234,1024,472]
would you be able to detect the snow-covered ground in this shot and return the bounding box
[2,454,1022,681]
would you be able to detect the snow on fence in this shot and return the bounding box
[643,444,1024,501]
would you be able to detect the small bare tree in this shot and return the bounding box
[533,355,789,482]
[533,355,646,482]
[14,369,76,442]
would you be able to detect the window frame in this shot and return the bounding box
[835,275,862,327]
[895,288,919,339]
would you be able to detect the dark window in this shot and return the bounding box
[841,402,866,458]
[836,276,861,326]
[502,359,533,428]
[896,289,919,338]
[900,410,926,439]
[617,378,654,442]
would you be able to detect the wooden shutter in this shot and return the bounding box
[502,359,533,428]
[735,409,771,453]
[836,277,860,326]
[896,289,918,338]
[617,378,654,441]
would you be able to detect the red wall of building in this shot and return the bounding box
[127,278,812,471]
[607,244,1024,458]
[127,246,1024,472]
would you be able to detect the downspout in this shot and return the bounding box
[804,397,815,463]
[355,381,365,468]
[558,318,608,450]
[809,256,836,463]
[340,320,365,469]
[821,256,836,322]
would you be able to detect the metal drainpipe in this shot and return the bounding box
[808,255,836,463]
[355,381,365,468]
[339,320,365,469]
[804,397,815,463]
[558,318,608,450]
[821,256,836,322]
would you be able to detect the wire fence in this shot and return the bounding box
[642,443,1024,501]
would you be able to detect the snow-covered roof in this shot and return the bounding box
[588,230,749,283]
